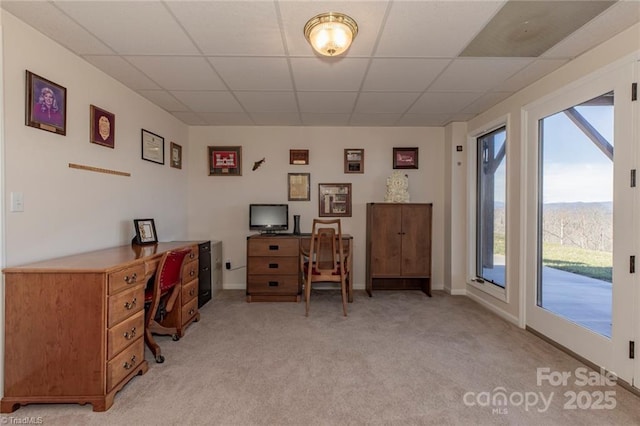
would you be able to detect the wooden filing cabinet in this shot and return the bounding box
[157,245,200,338]
[246,235,301,302]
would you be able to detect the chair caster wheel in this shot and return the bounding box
[172,334,180,341]
[155,354,165,363]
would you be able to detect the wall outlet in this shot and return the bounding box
[225,259,231,270]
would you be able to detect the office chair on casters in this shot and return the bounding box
[144,248,191,363]
[300,219,349,317]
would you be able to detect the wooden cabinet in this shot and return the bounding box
[246,235,301,302]
[1,241,202,413]
[366,203,432,296]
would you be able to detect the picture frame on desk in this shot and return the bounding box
[25,70,67,135]
[133,218,158,245]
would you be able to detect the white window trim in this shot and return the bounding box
[467,114,511,303]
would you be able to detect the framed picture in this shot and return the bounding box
[25,70,67,135]
[290,149,309,165]
[133,219,158,245]
[90,105,115,148]
[209,146,242,176]
[170,142,182,169]
[318,183,352,217]
[393,147,419,169]
[288,173,310,201]
[344,148,364,174]
[141,129,164,165]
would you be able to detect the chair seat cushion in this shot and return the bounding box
[304,261,345,276]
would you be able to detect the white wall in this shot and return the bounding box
[461,23,640,322]
[2,11,190,267]
[186,126,445,290]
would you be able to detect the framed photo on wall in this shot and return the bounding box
[209,146,242,176]
[90,105,115,148]
[133,218,158,245]
[344,148,364,173]
[393,147,419,169]
[290,149,309,165]
[288,173,310,201]
[170,142,182,169]
[141,129,164,165]
[318,183,352,217]
[25,70,67,135]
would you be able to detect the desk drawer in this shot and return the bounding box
[248,238,298,256]
[182,278,198,304]
[248,256,298,275]
[182,259,199,283]
[108,310,144,360]
[108,285,144,328]
[182,297,198,325]
[107,338,144,391]
[247,275,299,294]
[108,263,146,295]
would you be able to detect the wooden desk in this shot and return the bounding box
[1,241,203,413]
[246,234,353,303]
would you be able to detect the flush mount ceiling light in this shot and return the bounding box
[304,12,358,57]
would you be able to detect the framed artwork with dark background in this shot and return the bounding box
[90,105,115,148]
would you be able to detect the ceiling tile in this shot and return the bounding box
[355,92,421,114]
[209,58,293,91]
[500,58,568,92]
[171,91,243,113]
[362,59,451,92]
[55,1,199,55]
[168,1,285,56]
[376,1,506,57]
[235,92,297,113]
[82,55,160,90]
[301,113,351,126]
[171,111,207,126]
[397,114,452,127]
[2,1,113,55]
[127,57,225,91]
[137,90,188,112]
[350,113,402,126]
[429,58,533,92]
[409,92,483,114]
[198,112,254,126]
[250,112,302,126]
[297,92,358,113]
[461,92,513,114]
[291,58,370,91]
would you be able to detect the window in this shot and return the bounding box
[476,126,507,288]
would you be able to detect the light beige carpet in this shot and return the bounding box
[2,290,639,425]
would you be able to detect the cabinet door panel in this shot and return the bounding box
[370,204,402,275]
[401,204,432,276]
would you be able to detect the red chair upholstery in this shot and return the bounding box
[144,248,190,363]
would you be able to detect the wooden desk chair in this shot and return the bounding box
[144,248,191,363]
[300,219,349,317]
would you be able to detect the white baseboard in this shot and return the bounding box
[465,291,520,326]
[223,283,246,290]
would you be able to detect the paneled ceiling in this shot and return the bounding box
[3,1,639,127]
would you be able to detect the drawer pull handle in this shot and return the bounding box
[123,327,137,340]
[190,270,196,277]
[189,253,195,259]
[189,288,195,296]
[123,355,137,370]
[268,245,279,250]
[269,263,278,269]
[268,281,279,287]
[203,267,210,272]
[189,308,195,316]
[124,298,137,310]
[124,273,137,284]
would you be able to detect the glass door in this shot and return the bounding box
[525,62,635,384]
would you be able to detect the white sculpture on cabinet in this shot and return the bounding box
[384,171,410,203]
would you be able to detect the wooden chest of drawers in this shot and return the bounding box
[246,236,301,302]
[1,241,203,413]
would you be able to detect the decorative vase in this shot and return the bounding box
[293,215,301,235]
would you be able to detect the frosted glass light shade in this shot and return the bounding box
[304,12,358,57]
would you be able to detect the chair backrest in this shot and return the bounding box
[309,219,343,275]
[157,248,191,293]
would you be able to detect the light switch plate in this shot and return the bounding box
[10,192,24,212]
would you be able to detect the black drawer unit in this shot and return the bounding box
[198,241,212,308]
